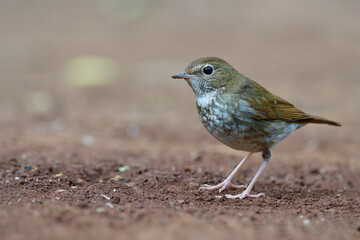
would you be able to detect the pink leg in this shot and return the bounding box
[225,159,268,199]
[200,152,253,193]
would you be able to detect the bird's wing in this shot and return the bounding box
[232,80,313,122]
[229,78,340,126]
[246,94,313,122]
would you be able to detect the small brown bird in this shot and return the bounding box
[172,57,340,199]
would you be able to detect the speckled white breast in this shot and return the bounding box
[196,91,302,152]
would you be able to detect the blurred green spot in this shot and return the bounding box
[24,91,54,114]
[64,55,119,87]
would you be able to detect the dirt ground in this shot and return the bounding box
[0,1,359,240]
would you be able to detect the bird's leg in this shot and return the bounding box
[200,152,253,193]
[225,149,270,199]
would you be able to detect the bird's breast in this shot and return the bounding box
[196,92,263,152]
[195,92,301,152]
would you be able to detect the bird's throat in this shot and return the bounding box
[188,78,214,98]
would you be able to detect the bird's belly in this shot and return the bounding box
[198,106,301,152]
[201,118,264,152]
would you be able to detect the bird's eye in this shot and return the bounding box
[203,66,213,75]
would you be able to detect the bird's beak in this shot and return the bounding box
[171,72,192,80]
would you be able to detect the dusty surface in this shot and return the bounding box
[0,1,359,240]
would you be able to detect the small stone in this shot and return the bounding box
[118,177,131,182]
[190,152,202,162]
[101,194,110,200]
[118,166,131,172]
[105,202,114,208]
[303,219,311,225]
[24,165,34,171]
[53,173,63,178]
[96,207,106,213]
[111,175,123,181]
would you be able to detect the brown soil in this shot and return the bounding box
[0,1,359,240]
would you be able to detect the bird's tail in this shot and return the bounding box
[307,115,341,126]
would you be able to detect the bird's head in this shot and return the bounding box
[172,57,240,97]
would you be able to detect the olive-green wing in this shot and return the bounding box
[249,95,312,122]
[234,79,340,126]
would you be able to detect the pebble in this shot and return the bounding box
[190,152,202,162]
[303,219,311,225]
[96,207,106,213]
[101,194,110,200]
[105,202,114,208]
[53,173,63,178]
[111,175,123,181]
[118,166,131,172]
[24,166,35,171]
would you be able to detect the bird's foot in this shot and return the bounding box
[199,178,246,193]
[224,189,265,199]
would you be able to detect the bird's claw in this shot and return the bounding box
[224,191,265,199]
[199,180,247,193]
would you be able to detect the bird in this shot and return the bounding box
[171,57,341,199]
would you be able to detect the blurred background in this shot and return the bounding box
[1,1,360,239]
[0,0,359,153]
